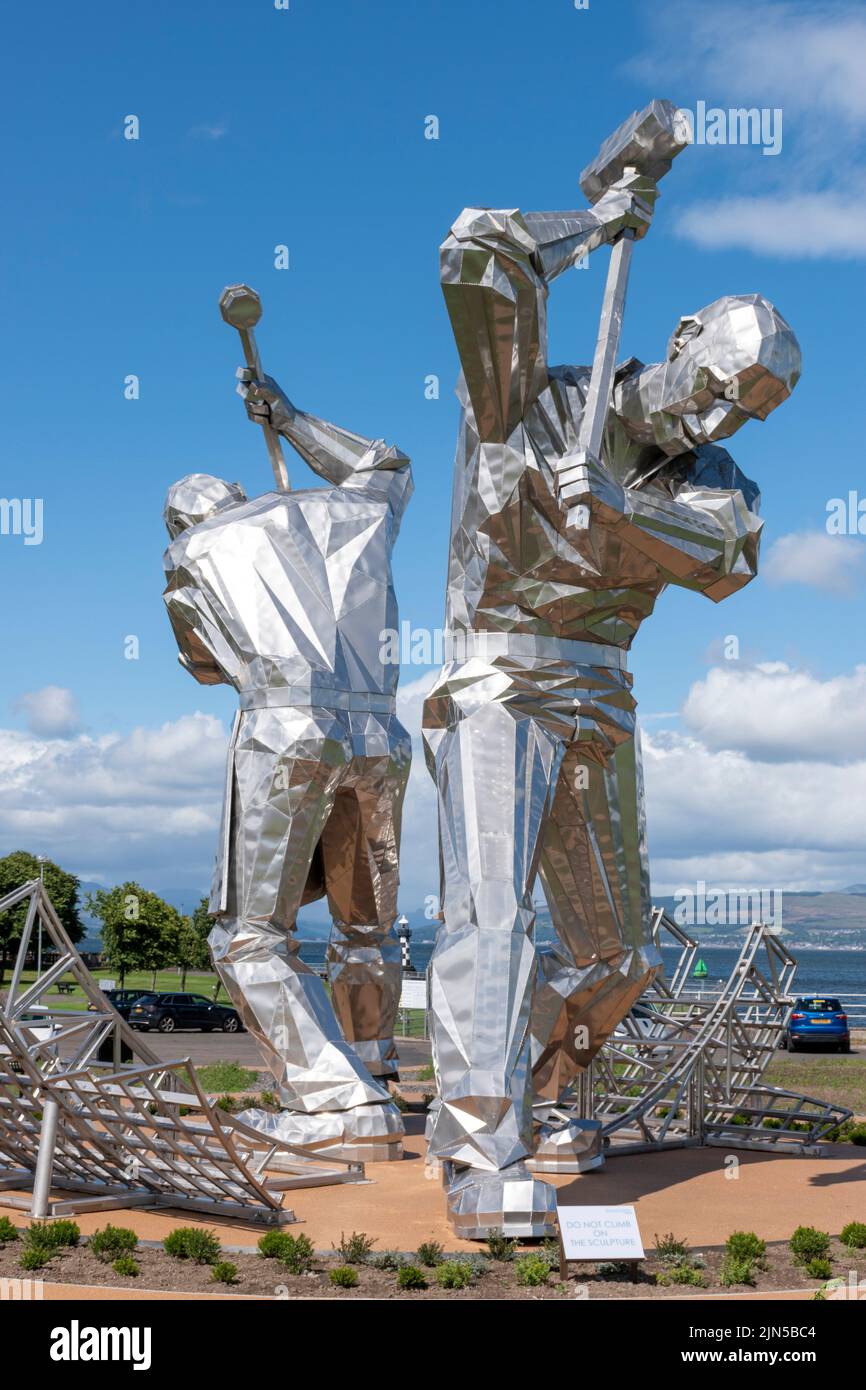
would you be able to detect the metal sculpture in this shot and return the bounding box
[0,880,364,1222]
[162,286,412,1156]
[422,100,802,1235]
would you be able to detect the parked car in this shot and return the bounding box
[88,988,147,1020]
[128,992,243,1034]
[784,996,850,1052]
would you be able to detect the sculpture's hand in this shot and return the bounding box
[556,449,627,533]
[236,367,296,434]
[593,170,658,245]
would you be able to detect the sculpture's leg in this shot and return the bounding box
[423,695,564,1237]
[207,708,397,1129]
[532,723,659,1106]
[323,728,411,1078]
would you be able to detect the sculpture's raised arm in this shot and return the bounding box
[440,173,656,444]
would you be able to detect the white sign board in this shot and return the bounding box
[399,979,427,1010]
[557,1205,645,1261]
[99,979,116,992]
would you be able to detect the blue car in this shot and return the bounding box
[785,996,850,1053]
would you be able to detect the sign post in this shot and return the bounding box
[556,1204,645,1283]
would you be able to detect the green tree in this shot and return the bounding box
[173,903,213,990]
[0,851,82,985]
[87,883,182,989]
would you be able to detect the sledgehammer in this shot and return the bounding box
[560,100,689,511]
[219,283,291,493]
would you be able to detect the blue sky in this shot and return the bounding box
[1,0,865,912]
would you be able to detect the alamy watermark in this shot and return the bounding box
[673,102,782,157]
[0,497,43,545]
[672,881,783,931]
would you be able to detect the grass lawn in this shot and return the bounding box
[766,1051,866,1118]
[2,966,229,1011]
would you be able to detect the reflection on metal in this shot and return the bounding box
[162,288,413,1155]
[580,912,852,1154]
[423,98,802,1235]
[0,880,365,1222]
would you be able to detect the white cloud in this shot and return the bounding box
[188,121,229,141]
[676,195,866,260]
[628,1,866,259]
[681,662,866,761]
[13,686,81,738]
[762,530,866,593]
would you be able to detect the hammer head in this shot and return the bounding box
[219,283,262,330]
[580,99,689,205]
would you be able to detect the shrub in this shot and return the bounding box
[790,1226,831,1263]
[849,1124,866,1146]
[435,1260,473,1290]
[485,1232,516,1262]
[211,1260,238,1285]
[259,1089,279,1108]
[330,1265,359,1288]
[19,1244,50,1270]
[805,1257,833,1279]
[653,1231,688,1264]
[26,1219,79,1250]
[214,1093,238,1113]
[415,1240,444,1267]
[89,1224,138,1262]
[368,1249,405,1271]
[257,1230,293,1259]
[281,1234,315,1276]
[725,1231,766,1263]
[333,1231,375,1264]
[450,1253,490,1278]
[720,1255,756,1287]
[0,1217,19,1243]
[197,1061,257,1092]
[112,1255,139,1278]
[397,1264,428,1290]
[657,1262,705,1288]
[163,1226,222,1265]
[515,1254,550,1287]
[841,1221,866,1249]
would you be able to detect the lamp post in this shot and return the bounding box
[36,855,45,979]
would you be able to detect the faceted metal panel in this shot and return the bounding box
[163,354,413,1149]
[423,115,801,1231]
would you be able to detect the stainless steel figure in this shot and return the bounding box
[163,305,413,1152]
[423,105,801,1233]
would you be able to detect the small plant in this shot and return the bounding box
[259,1089,279,1108]
[19,1244,49,1270]
[197,1060,258,1092]
[281,1233,315,1276]
[163,1226,222,1265]
[368,1249,405,1271]
[333,1231,376,1264]
[485,1231,517,1262]
[804,1257,833,1280]
[790,1226,831,1263]
[89,1224,138,1262]
[657,1262,705,1288]
[112,1255,139,1278]
[653,1231,688,1264]
[397,1264,428,1290]
[211,1260,239,1285]
[330,1265,359,1288]
[435,1260,473,1289]
[416,1064,435,1081]
[451,1253,490,1278]
[720,1255,756,1287]
[515,1254,550,1287]
[214,1093,238,1113]
[415,1240,444,1267]
[258,1230,292,1259]
[725,1231,766,1264]
[849,1124,866,1146]
[0,1217,19,1243]
[841,1221,866,1249]
[392,1094,409,1112]
[25,1219,79,1250]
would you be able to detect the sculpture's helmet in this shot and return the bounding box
[164,473,247,539]
[666,294,802,424]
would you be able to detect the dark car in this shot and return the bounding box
[88,988,148,1020]
[784,996,850,1053]
[128,992,243,1034]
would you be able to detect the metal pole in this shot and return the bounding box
[31,1097,60,1218]
[577,230,635,460]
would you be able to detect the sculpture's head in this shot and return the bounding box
[164,473,247,539]
[616,293,801,455]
